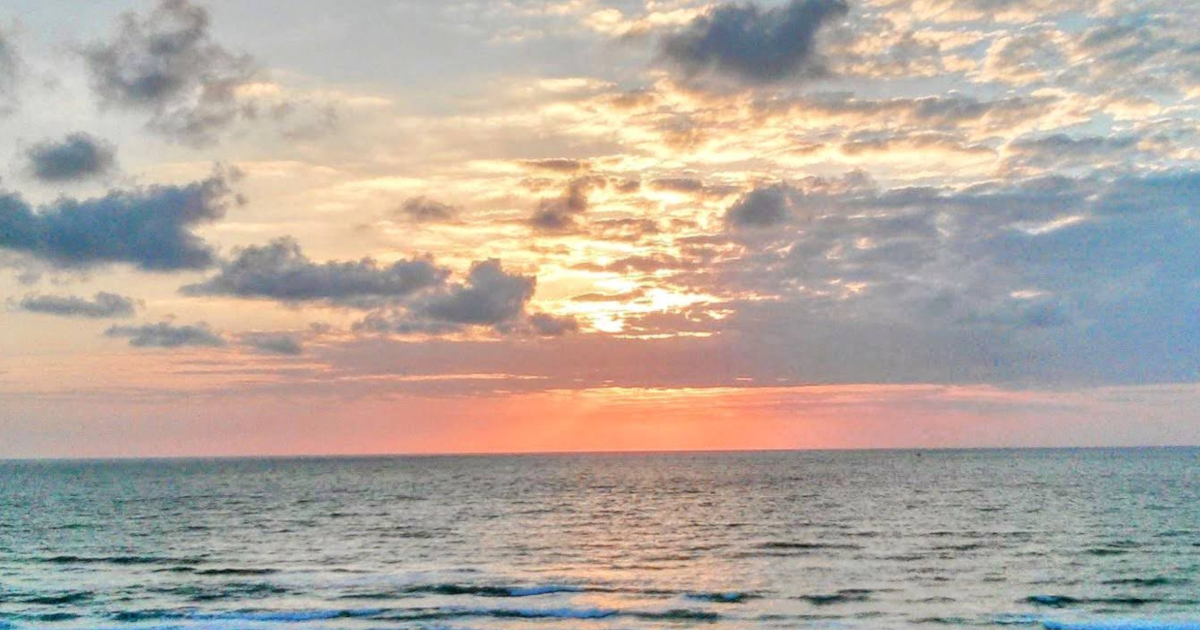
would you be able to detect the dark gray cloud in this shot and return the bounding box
[241,332,303,355]
[16,291,138,318]
[725,184,794,228]
[414,259,534,325]
[724,172,875,230]
[83,0,256,145]
[0,173,235,271]
[357,259,577,337]
[105,321,225,348]
[528,177,596,232]
[396,196,458,223]
[181,237,449,305]
[661,0,848,85]
[25,133,118,182]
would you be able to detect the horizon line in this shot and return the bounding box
[3,443,1197,463]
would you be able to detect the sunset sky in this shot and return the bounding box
[2,0,1199,457]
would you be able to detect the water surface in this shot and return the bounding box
[1,448,1198,629]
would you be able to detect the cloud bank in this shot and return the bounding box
[182,237,449,305]
[0,173,236,271]
[16,292,138,318]
[105,321,225,348]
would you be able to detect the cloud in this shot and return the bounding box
[723,172,876,230]
[25,133,118,182]
[523,312,580,336]
[0,172,236,271]
[241,332,303,355]
[528,177,596,232]
[105,321,225,348]
[396,196,458,223]
[725,184,795,228]
[82,0,256,145]
[880,0,1083,22]
[1056,15,1200,98]
[181,236,449,305]
[753,92,1060,133]
[414,259,534,325]
[16,292,138,318]
[0,28,20,115]
[981,29,1066,85]
[694,169,1200,386]
[1003,133,1143,173]
[649,177,706,193]
[519,158,588,172]
[357,259,576,336]
[572,288,647,302]
[572,253,699,275]
[660,0,848,86]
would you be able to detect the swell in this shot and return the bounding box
[341,583,587,599]
[798,589,874,606]
[100,604,725,624]
[33,555,206,567]
[1024,595,1198,608]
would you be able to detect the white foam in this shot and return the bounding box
[1043,621,1200,630]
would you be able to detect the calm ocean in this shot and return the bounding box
[1,449,1198,630]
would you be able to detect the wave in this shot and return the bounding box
[1041,621,1200,630]
[914,615,974,625]
[35,555,205,566]
[635,609,722,621]
[418,606,720,622]
[344,583,585,599]
[756,541,862,552]
[21,612,81,622]
[149,582,289,602]
[1025,595,1170,608]
[1086,548,1132,556]
[190,608,386,622]
[193,568,279,576]
[1103,577,1186,587]
[1027,596,1084,608]
[470,607,617,619]
[799,589,873,605]
[11,591,93,605]
[994,613,1042,625]
[98,603,721,625]
[931,542,989,552]
[685,591,758,603]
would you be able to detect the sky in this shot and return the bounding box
[1,0,1199,457]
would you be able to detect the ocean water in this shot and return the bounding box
[1,449,1199,630]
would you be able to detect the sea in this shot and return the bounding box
[1,448,1198,630]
